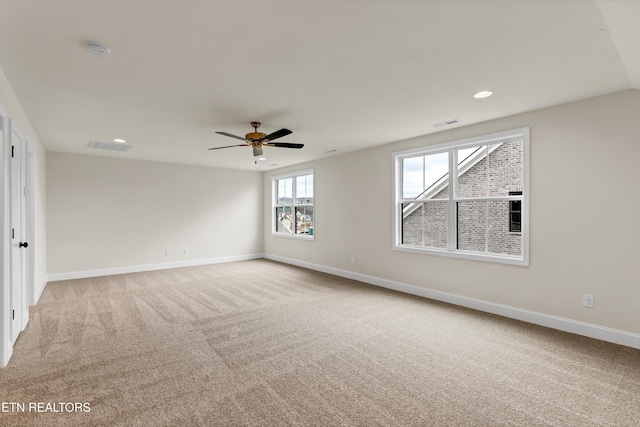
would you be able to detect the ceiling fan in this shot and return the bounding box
[209,122,304,160]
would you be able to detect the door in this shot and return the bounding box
[10,123,27,343]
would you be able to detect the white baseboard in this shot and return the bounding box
[46,253,265,282]
[21,307,28,330]
[264,254,640,350]
[33,278,47,305]
[1,339,12,368]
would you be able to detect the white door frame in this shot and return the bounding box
[0,105,11,367]
[9,119,27,343]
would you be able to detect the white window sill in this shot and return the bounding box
[272,232,315,241]
[393,244,528,266]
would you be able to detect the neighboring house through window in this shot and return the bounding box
[393,128,529,265]
[272,169,314,238]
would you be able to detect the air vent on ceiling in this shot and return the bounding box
[84,42,111,58]
[431,119,460,128]
[88,140,133,152]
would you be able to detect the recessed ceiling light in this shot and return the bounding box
[473,91,493,99]
[325,149,338,154]
[258,157,267,161]
[113,138,126,143]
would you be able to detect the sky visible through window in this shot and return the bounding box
[277,177,292,200]
[296,174,313,201]
[402,147,480,199]
[277,174,313,202]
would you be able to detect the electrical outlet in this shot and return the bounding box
[350,256,356,264]
[165,249,171,256]
[583,294,594,308]
[184,248,189,255]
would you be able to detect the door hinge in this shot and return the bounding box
[12,310,15,320]
[12,228,15,239]
[11,145,14,158]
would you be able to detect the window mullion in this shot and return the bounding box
[422,155,426,202]
[292,178,297,234]
[486,146,490,253]
[485,201,489,253]
[272,179,277,234]
[447,148,457,250]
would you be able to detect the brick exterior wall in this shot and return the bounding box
[402,202,448,248]
[402,140,523,255]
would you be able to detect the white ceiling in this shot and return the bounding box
[0,0,638,171]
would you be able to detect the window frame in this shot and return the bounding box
[271,168,315,240]
[392,127,529,266]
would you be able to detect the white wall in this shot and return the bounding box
[263,90,640,336]
[47,153,263,276]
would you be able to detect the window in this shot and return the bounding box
[272,169,314,238]
[393,128,529,265]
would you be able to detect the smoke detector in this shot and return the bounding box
[84,42,111,58]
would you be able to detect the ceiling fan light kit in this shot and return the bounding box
[210,121,303,162]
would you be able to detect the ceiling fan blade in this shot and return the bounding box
[264,142,304,149]
[208,144,249,150]
[215,131,247,141]
[264,128,292,142]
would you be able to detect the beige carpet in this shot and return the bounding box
[1,259,639,426]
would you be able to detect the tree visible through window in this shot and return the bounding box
[393,128,529,265]
[272,170,314,237]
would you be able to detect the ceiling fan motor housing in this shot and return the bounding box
[246,121,266,142]
[245,132,267,142]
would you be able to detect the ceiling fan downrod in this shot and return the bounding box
[246,122,266,142]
